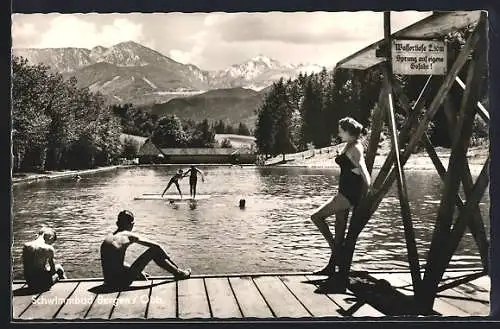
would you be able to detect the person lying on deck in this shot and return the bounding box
[161,169,185,199]
[100,210,191,288]
[22,227,67,290]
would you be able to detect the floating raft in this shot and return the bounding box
[134,194,211,201]
[12,269,489,320]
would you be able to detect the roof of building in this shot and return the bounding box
[119,133,149,145]
[137,139,162,156]
[159,148,254,156]
[336,11,482,70]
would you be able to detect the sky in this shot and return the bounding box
[11,11,433,71]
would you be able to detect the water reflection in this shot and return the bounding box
[11,166,490,279]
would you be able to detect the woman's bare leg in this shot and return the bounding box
[310,194,351,274]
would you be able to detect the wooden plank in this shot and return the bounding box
[12,288,40,319]
[178,278,211,319]
[442,273,490,304]
[228,277,273,318]
[19,282,78,320]
[396,272,488,316]
[376,273,469,316]
[85,291,119,319]
[253,276,310,318]
[147,279,177,319]
[280,275,342,317]
[471,276,491,292]
[110,281,152,319]
[12,283,25,291]
[54,282,98,319]
[204,277,242,318]
[305,276,384,317]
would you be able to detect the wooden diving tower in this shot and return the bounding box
[333,10,490,314]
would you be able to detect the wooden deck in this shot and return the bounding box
[12,269,490,320]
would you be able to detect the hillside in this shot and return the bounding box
[13,41,324,105]
[147,87,265,128]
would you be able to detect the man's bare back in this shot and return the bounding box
[100,210,190,288]
[23,241,55,273]
[22,227,65,289]
[100,231,141,280]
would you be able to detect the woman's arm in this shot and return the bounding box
[196,168,205,182]
[350,145,371,187]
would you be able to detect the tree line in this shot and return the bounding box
[12,57,122,171]
[254,68,382,159]
[111,103,253,138]
[254,26,488,159]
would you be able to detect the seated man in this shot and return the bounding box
[22,227,66,290]
[100,210,191,288]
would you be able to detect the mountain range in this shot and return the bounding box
[12,41,325,105]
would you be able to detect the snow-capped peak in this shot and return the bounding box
[250,54,275,66]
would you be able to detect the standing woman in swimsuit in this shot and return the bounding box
[311,117,372,276]
[183,166,205,199]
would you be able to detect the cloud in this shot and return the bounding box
[15,14,148,49]
[11,20,37,48]
[198,11,431,45]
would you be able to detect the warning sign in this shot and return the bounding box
[392,40,447,75]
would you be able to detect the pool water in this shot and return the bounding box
[11,166,490,279]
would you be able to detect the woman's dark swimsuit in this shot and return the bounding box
[189,170,197,186]
[335,153,363,207]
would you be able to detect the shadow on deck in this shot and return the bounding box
[11,269,490,320]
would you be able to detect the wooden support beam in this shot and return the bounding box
[455,76,489,123]
[365,84,386,174]
[443,96,490,271]
[381,11,422,299]
[376,12,482,192]
[337,15,485,293]
[371,79,429,190]
[368,11,483,216]
[392,80,489,272]
[422,14,487,310]
[441,157,490,276]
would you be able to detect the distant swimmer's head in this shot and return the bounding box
[38,227,57,244]
[117,210,135,230]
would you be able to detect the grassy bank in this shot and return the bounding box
[265,140,489,171]
[11,166,121,185]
